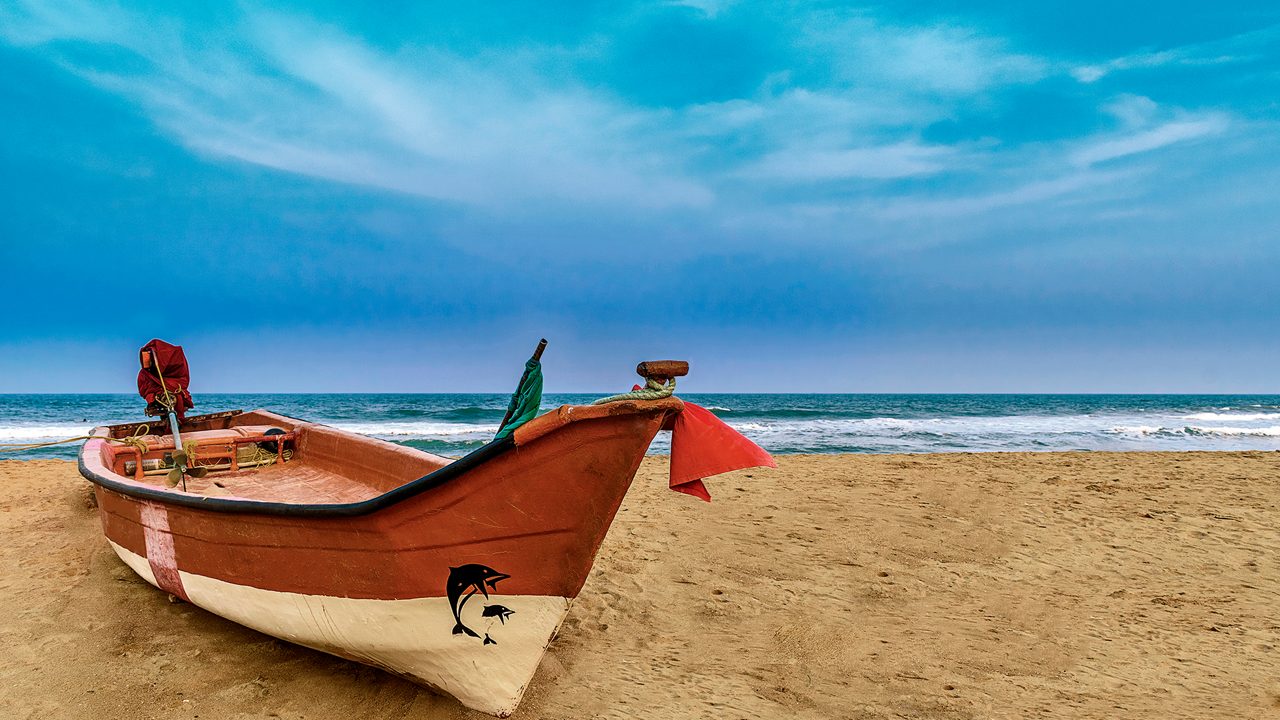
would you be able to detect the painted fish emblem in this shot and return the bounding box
[446,564,510,640]
[482,604,515,625]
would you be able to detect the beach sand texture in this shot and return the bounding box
[1,454,1277,719]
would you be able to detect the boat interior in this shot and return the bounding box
[94,410,454,504]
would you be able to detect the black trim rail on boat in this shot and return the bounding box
[79,433,516,518]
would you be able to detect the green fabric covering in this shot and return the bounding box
[494,358,544,440]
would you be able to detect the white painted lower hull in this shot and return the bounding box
[109,541,569,716]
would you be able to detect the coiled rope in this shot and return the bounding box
[592,377,677,405]
[182,439,293,469]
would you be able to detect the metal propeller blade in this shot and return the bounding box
[167,449,208,482]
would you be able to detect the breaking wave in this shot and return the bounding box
[1181,412,1280,421]
[1111,425,1280,438]
[0,424,96,442]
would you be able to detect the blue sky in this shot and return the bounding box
[1,1,1277,392]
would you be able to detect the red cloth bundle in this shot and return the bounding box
[137,339,194,419]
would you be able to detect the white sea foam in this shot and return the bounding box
[716,413,1280,453]
[0,424,95,442]
[1105,424,1280,438]
[1109,425,1164,436]
[1186,425,1280,437]
[1182,412,1280,421]
[713,415,1116,454]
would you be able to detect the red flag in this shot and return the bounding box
[669,402,775,501]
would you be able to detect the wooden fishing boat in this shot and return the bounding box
[78,360,771,716]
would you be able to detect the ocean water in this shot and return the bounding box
[3,394,1280,460]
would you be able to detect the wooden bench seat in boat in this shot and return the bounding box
[97,412,453,506]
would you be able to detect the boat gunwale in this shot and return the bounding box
[78,398,681,518]
[78,428,516,518]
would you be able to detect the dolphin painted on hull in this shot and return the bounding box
[447,564,511,639]
[483,604,516,624]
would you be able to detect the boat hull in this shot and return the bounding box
[82,401,682,716]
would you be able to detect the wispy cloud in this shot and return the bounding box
[2,0,1023,216]
[1071,116,1228,167]
[664,0,737,19]
[0,0,1263,255]
[798,12,1048,95]
[2,1,714,210]
[1072,49,1236,83]
[877,169,1133,220]
[1070,24,1280,83]
[739,142,955,181]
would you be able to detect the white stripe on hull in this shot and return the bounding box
[109,541,569,717]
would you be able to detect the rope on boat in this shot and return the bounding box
[0,436,102,452]
[0,425,151,454]
[183,439,199,467]
[152,361,181,414]
[591,377,677,405]
[130,443,292,476]
[241,444,293,467]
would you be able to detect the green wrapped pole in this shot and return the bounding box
[495,339,547,440]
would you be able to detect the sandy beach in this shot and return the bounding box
[1,453,1277,719]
